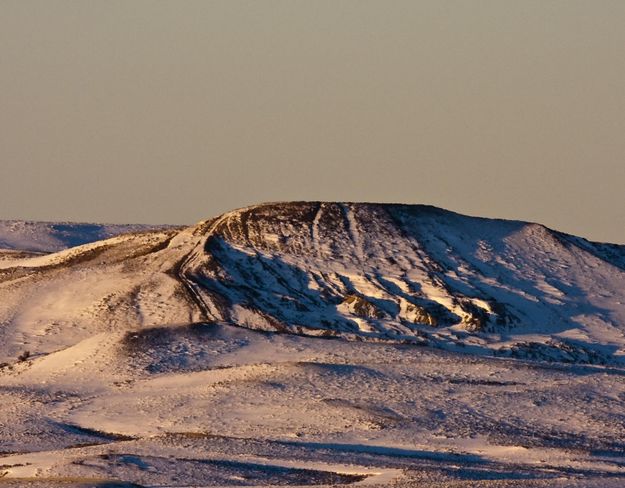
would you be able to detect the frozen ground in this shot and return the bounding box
[1,202,625,486]
[1,324,625,487]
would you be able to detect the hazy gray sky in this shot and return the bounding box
[1,1,624,242]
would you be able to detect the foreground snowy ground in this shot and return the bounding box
[2,203,625,486]
[1,323,624,487]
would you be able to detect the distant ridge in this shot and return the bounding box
[0,219,179,253]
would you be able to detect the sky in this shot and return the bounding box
[1,1,624,243]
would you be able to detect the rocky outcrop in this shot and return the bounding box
[341,295,384,319]
[402,303,438,326]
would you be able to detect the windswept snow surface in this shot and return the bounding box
[1,202,625,487]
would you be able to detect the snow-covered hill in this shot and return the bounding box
[180,202,625,364]
[2,202,625,365]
